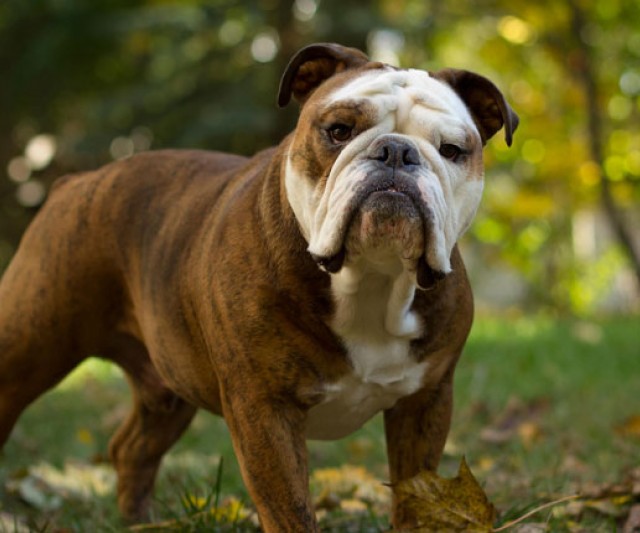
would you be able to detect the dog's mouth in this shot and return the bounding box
[310,174,447,290]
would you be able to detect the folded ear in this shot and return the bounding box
[278,43,369,107]
[431,69,519,146]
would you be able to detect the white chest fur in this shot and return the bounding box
[306,262,428,440]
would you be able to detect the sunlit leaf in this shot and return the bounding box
[311,464,389,515]
[392,458,496,532]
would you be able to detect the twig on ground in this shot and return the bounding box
[493,494,581,532]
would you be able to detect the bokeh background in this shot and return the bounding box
[1,0,639,315]
[2,2,640,530]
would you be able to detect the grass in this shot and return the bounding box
[1,314,639,531]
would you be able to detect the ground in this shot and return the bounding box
[1,315,639,531]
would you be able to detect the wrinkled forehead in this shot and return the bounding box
[325,68,474,131]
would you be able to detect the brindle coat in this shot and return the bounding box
[0,43,517,531]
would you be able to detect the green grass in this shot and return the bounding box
[1,315,639,531]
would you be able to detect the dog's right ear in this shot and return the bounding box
[278,43,369,107]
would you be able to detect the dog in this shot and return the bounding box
[0,43,518,531]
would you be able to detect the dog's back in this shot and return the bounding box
[0,149,248,446]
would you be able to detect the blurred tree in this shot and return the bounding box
[400,0,640,312]
[565,0,640,285]
[1,0,638,313]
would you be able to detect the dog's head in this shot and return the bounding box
[279,43,518,289]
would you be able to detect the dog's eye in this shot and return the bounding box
[439,143,463,161]
[327,124,353,144]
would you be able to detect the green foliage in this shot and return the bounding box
[1,0,639,312]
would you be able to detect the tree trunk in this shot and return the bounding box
[568,0,640,293]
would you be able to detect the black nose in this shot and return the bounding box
[368,139,421,168]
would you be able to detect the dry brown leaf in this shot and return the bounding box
[616,415,640,439]
[480,397,549,445]
[392,457,496,532]
[517,421,543,448]
[622,467,640,497]
[585,497,630,517]
[623,504,640,533]
[553,481,639,526]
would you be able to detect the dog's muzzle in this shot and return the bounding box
[311,136,447,290]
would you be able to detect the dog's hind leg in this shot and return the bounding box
[105,333,197,522]
[0,252,90,448]
[0,171,139,451]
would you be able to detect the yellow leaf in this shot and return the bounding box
[518,421,543,448]
[392,457,496,532]
[616,415,640,438]
[311,464,389,513]
[611,495,632,506]
[477,456,495,473]
[75,428,94,445]
[585,498,628,517]
[312,465,382,498]
[340,498,368,514]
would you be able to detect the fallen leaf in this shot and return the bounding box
[585,498,628,517]
[311,464,389,515]
[480,397,549,445]
[580,479,636,500]
[392,457,496,532]
[477,456,496,473]
[517,421,543,448]
[0,513,29,533]
[30,460,115,498]
[5,459,116,512]
[559,455,589,475]
[76,427,95,445]
[339,498,368,514]
[496,495,580,531]
[623,504,640,533]
[616,415,640,439]
[6,475,63,511]
[558,499,585,518]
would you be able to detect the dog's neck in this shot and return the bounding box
[330,254,422,342]
[302,256,427,440]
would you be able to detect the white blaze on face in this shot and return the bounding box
[286,68,485,274]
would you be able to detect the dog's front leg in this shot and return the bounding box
[384,374,454,530]
[221,389,317,533]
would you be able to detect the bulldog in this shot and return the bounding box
[0,43,517,531]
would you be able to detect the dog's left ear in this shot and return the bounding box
[431,69,519,146]
[278,43,369,107]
